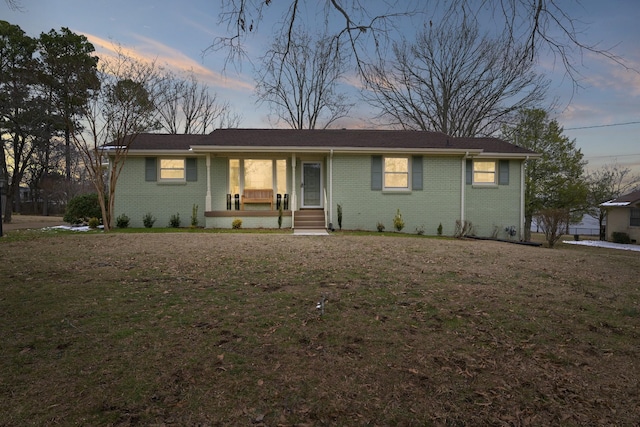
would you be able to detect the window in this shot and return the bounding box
[384,157,409,189]
[473,160,496,184]
[159,158,185,181]
[631,207,640,227]
[229,159,287,194]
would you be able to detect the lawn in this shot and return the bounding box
[1,231,639,425]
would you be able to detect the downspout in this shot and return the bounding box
[205,153,212,211]
[520,156,528,241]
[461,152,469,223]
[329,149,334,226]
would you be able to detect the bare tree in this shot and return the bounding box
[587,164,640,240]
[211,1,632,84]
[362,15,548,136]
[156,71,242,134]
[255,29,353,129]
[70,46,165,231]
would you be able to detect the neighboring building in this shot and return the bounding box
[108,129,538,238]
[601,190,640,243]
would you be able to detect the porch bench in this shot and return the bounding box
[241,189,274,210]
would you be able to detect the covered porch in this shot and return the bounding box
[197,150,333,230]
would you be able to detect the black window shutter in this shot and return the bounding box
[145,157,157,181]
[412,156,423,190]
[371,156,382,190]
[499,160,509,185]
[465,159,472,185]
[186,158,197,182]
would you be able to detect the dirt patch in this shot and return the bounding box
[1,215,64,232]
[1,232,639,425]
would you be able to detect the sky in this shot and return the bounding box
[2,0,639,178]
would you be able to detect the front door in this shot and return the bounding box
[302,162,322,208]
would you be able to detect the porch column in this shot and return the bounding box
[205,153,212,211]
[329,149,333,225]
[291,154,297,227]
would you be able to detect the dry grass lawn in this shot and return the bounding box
[1,230,639,425]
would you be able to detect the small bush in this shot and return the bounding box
[143,212,156,228]
[376,222,385,232]
[232,218,242,229]
[63,193,104,224]
[88,217,100,229]
[169,213,181,228]
[454,220,473,238]
[437,223,443,236]
[116,214,130,228]
[337,204,343,230]
[191,204,199,227]
[415,225,425,235]
[393,209,405,232]
[278,203,283,229]
[612,231,631,244]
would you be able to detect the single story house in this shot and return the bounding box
[108,129,538,238]
[600,190,640,243]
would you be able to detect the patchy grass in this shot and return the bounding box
[1,233,639,425]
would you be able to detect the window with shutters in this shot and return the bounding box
[473,160,497,185]
[159,158,185,181]
[384,157,410,190]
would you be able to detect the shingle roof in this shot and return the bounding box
[601,190,640,207]
[114,129,537,155]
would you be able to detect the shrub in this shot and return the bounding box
[376,222,385,232]
[437,223,443,236]
[415,225,425,235]
[191,204,199,227]
[536,208,570,248]
[63,193,104,224]
[393,209,405,232]
[143,212,156,228]
[337,204,343,230]
[278,203,283,229]
[454,220,473,238]
[169,213,181,228]
[612,231,631,244]
[88,217,100,229]
[232,218,242,229]
[116,213,130,228]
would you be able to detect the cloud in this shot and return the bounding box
[82,32,254,92]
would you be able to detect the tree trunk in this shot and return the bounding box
[3,193,13,223]
[524,215,533,242]
[65,126,72,184]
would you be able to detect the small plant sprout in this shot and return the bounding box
[376,222,385,232]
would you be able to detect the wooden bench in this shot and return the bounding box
[241,189,274,210]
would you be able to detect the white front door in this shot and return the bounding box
[302,162,322,208]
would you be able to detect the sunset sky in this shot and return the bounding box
[2,0,639,176]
